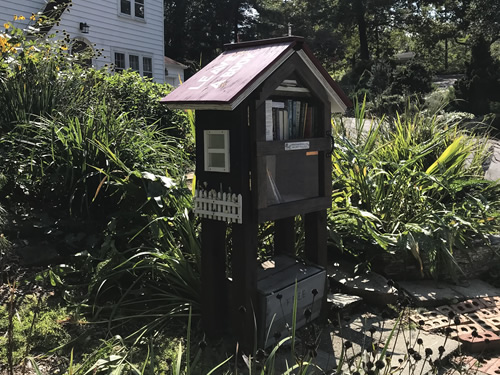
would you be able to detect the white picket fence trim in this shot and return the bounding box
[194,189,243,224]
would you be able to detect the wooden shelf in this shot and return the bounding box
[257,197,330,222]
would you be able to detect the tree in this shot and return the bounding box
[413,0,500,114]
[164,0,258,68]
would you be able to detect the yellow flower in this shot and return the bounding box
[30,14,36,21]
[60,45,68,51]
[18,15,25,20]
[13,15,18,21]
[4,23,10,29]
[0,37,7,53]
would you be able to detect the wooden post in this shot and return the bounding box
[274,217,295,256]
[201,218,228,337]
[304,210,327,268]
[231,221,258,352]
[304,209,328,319]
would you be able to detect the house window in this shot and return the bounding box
[120,0,144,18]
[113,51,153,79]
[120,0,131,15]
[204,130,230,173]
[143,57,152,78]
[135,0,144,18]
[114,52,125,72]
[129,55,139,71]
[71,40,93,67]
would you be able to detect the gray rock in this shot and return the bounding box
[328,263,398,306]
[398,279,500,307]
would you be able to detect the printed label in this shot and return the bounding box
[285,141,310,151]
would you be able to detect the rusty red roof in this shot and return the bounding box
[160,37,351,112]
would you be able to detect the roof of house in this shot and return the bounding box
[164,56,188,69]
[160,36,351,112]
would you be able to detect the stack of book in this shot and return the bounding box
[265,99,315,141]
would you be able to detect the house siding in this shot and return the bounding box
[1,0,165,83]
[0,0,46,27]
[165,65,185,86]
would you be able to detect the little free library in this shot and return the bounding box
[161,36,351,349]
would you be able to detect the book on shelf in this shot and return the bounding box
[265,99,314,141]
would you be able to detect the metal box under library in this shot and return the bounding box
[257,255,326,347]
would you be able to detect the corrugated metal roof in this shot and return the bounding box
[161,37,351,112]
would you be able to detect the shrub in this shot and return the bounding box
[344,59,433,116]
[0,23,80,131]
[0,22,199,334]
[0,23,193,219]
[387,61,433,96]
[330,100,500,279]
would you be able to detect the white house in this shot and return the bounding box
[1,0,167,83]
[164,56,188,86]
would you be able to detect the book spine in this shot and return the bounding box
[294,101,301,139]
[279,109,285,140]
[283,109,289,140]
[300,102,308,137]
[265,100,273,141]
[287,100,293,139]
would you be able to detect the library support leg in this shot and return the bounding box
[304,210,327,268]
[201,219,228,337]
[231,221,258,352]
[274,217,295,256]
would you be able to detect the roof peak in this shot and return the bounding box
[224,36,305,51]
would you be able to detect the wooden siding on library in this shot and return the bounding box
[320,102,333,199]
[195,108,250,192]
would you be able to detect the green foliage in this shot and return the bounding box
[0,173,7,252]
[0,26,75,131]
[342,59,433,116]
[0,24,193,220]
[0,294,72,366]
[387,61,433,95]
[330,100,500,279]
[0,22,201,367]
[453,37,500,115]
[164,0,257,66]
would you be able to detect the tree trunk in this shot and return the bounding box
[354,0,369,61]
[444,38,448,71]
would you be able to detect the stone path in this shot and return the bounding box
[485,139,500,182]
[275,263,500,374]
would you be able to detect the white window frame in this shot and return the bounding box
[114,52,126,72]
[129,54,140,72]
[119,0,145,20]
[143,57,153,78]
[204,130,230,173]
[112,49,153,79]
